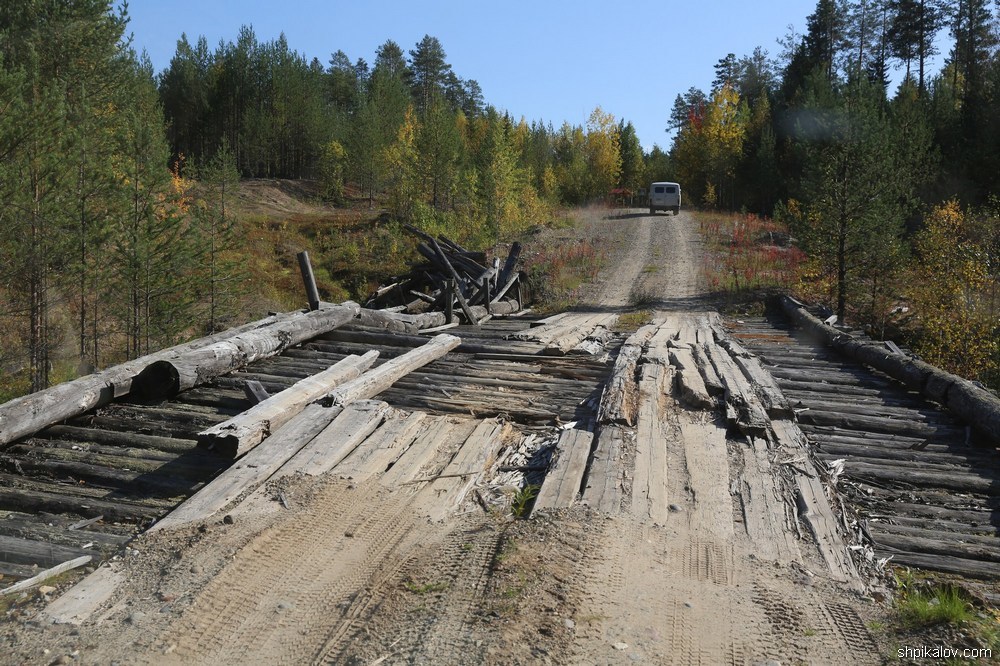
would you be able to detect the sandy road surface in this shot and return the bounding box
[3,208,885,665]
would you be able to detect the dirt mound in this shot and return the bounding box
[234,179,325,217]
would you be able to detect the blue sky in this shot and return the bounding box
[124,1,937,152]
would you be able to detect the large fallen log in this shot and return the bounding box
[131,304,360,401]
[197,351,379,458]
[0,312,302,447]
[780,295,1000,445]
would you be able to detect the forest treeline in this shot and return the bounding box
[2,0,998,398]
[669,0,999,385]
[0,1,660,398]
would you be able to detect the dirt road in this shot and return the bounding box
[5,209,885,665]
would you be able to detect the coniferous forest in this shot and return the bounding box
[1,0,999,398]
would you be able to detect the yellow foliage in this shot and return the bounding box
[909,201,998,380]
[585,106,622,197]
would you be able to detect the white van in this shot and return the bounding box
[649,182,681,215]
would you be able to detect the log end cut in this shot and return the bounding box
[130,361,181,402]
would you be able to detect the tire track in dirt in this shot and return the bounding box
[150,479,429,665]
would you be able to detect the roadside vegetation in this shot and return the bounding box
[681,0,1000,390]
[0,3,663,401]
[879,570,1000,661]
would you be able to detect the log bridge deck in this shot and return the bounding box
[0,310,616,593]
[730,303,1000,595]
[2,301,1000,607]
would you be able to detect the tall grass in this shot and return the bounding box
[522,239,605,312]
[698,211,805,295]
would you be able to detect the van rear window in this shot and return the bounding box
[654,186,665,194]
[664,186,676,193]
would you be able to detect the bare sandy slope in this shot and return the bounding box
[3,208,887,665]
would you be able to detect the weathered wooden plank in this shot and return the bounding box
[877,550,1000,580]
[323,334,461,407]
[0,517,127,550]
[669,347,714,410]
[631,364,671,524]
[421,419,508,522]
[149,403,342,532]
[543,313,618,356]
[815,439,999,468]
[704,342,769,434]
[0,481,163,521]
[379,417,469,487]
[732,435,799,561]
[569,325,615,356]
[533,427,595,512]
[278,401,390,477]
[770,420,860,585]
[334,412,427,482]
[798,409,966,439]
[0,534,93,568]
[197,352,378,458]
[0,555,91,595]
[678,418,735,541]
[582,424,626,514]
[715,332,793,418]
[8,442,225,481]
[7,457,204,496]
[40,564,125,625]
[597,324,658,426]
[42,425,198,455]
[840,459,998,494]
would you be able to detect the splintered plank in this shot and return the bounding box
[669,347,714,410]
[419,418,509,522]
[644,318,680,365]
[734,434,801,562]
[334,411,427,482]
[533,427,595,512]
[704,342,769,434]
[278,400,390,477]
[631,363,671,524]
[597,324,658,426]
[714,332,793,419]
[542,313,618,356]
[149,403,343,532]
[770,420,861,586]
[582,424,627,514]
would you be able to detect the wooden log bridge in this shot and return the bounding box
[779,295,1000,446]
[0,307,360,447]
[733,305,1000,591]
[0,310,615,597]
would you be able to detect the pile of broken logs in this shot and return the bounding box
[363,225,523,327]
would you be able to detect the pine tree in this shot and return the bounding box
[407,35,452,116]
[112,56,198,357]
[796,73,924,322]
[416,95,462,208]
[193,140,245,333]
[159,34,212,168]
